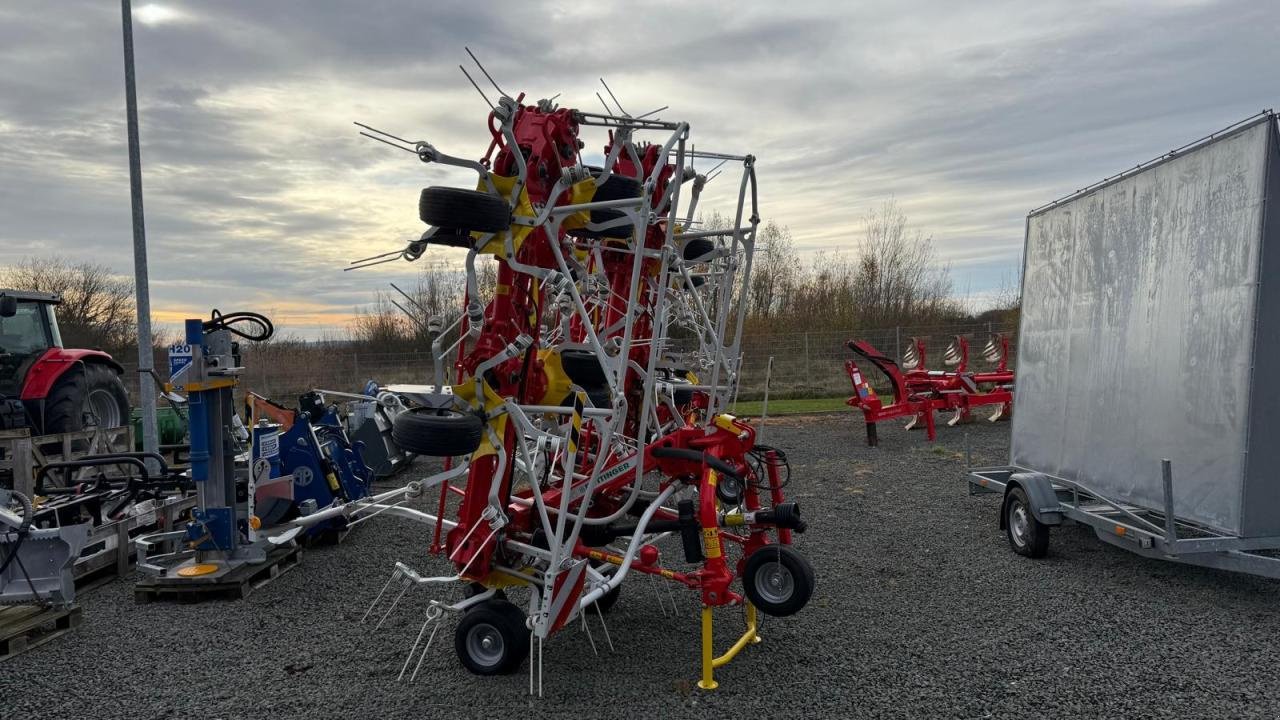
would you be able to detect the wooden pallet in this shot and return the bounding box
[134,545,303,603]
[0,604,82,662]
[0,425,135,497]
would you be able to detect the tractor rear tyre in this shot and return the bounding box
[742,545,815,617]
[419,187,511,233]
[454,598,530,675]
[391,407,484,457]
[41,364,130,435]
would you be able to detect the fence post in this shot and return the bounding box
[895,326,901,362]
[353,352,360,381]
[803,333,810,386]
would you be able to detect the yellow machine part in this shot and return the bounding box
[473,175,597,255]
[535,348,574,406]
[451,379,508,460]
[177,563,220,578]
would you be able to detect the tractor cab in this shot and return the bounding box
[0,290,129,433]
[0,291,62,401]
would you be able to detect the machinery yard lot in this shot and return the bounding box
[6,416,1279,720]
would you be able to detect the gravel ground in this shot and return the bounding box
[6,416,1280,719]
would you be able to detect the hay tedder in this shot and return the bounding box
[845,334,1014,446]
[303,64,813,693]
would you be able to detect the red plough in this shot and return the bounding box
[845,334,1014,446]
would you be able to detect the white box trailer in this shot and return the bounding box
[969,111,1280,576]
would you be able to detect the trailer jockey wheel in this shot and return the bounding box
[742,545,815,617]
[391,408,484,457]
[1004,486,1050,558]
[454,598,530,675]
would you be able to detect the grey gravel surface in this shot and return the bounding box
[5,416,1280,719]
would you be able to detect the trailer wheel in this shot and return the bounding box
[1005,486,1050,558]
[454,598,529,675]
[742,545,815,617]
[391,407,484,457]
[419,187,511,233]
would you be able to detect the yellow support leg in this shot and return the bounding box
[698,606,718,690]
[698,603,762,690]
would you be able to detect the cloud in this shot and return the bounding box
[1,0,1278,338]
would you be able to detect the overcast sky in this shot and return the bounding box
[2,0,1277,337]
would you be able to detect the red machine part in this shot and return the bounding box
[19,348,122,400]
[845,336,1014,446]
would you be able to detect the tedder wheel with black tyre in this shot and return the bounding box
[681,237,716,262]
[391,407,484,457]
[580,167,643,239]
[559,348,609,390]
[41,364,130,434]
[419,187,511,233]
[742,545,815,617]
[454,598,530,675]
[1004,485,1050,558]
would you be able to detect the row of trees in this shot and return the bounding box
[2,201,1020,366]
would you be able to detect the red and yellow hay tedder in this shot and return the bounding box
[301,64,815,695]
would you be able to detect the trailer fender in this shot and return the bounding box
[1001,472,1063,528]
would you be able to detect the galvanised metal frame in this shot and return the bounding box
[967,464,1280,578]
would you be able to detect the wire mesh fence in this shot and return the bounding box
[119,319,1020,407]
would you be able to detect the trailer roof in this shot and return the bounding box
[1028,110,1276,218]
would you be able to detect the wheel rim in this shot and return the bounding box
[465,622,505,668]
[1009,500,1029,547]
[84,388,121,428]
[754,560,795,605]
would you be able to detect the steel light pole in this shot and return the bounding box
[121,0,159,464]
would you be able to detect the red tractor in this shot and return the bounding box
[0,290,131,434]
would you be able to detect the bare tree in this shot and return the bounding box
[1,256,137,353]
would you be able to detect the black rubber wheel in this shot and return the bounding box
[429,227,476,249]
[391,407,484,457]
[419,187,510,233]
[1005,486,1050,558]
[40,364,130,435]
[584,169,642,239]
[742,545,815,617]
[560,390,612,411]
[682,237,715,262]
[559,349,609,390]
[454,598,529,675]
